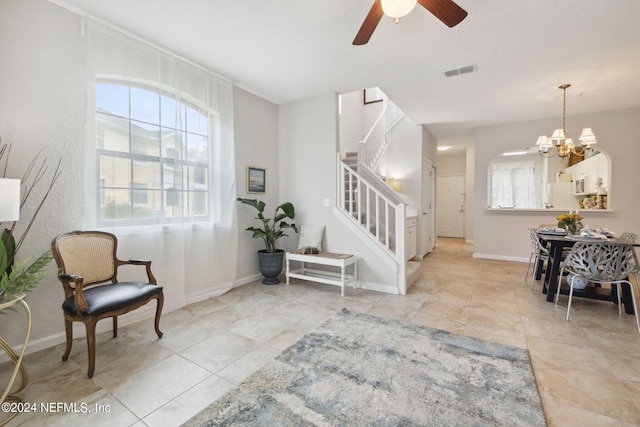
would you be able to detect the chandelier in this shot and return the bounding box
[535,84,597,159]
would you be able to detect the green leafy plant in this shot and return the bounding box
[1,141,61,300]
[237,198,298,253]
[1,251,54,298]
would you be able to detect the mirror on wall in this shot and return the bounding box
[487,148,610,210]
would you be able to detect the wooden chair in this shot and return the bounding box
[51,230,164,377]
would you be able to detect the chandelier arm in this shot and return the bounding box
[570,146,586,156]
[538,147,558,158]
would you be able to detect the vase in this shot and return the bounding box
[562,222,580,235]
[257,250,284,285]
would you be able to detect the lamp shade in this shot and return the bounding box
[550,128,566,143]
[535,135,552,151]
[381,0,417,18]
[579,128,597,145]
[0,178,20,222]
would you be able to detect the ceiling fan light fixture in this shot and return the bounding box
[381,0,417,20]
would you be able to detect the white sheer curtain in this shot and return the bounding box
[84,19,237,307]
[490,161,536,209]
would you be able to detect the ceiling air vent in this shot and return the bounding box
[444,65,475,77]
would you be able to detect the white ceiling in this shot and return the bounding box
[52,0,640,145]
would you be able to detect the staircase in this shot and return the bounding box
[335,96,419,294]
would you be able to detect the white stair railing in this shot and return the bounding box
[357,98,405,170]
[337,154,406,293]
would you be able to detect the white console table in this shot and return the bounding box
[285,250,357,296]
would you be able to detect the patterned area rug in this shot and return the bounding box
[183,309,546,426]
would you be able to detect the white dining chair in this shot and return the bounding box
[619,232,638,243]
[525,228,549,290]
[555,241,640,334]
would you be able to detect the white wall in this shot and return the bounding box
[376,118,422,209]
[464,145,475,243]
[474,107,640,261]
[338,91,363,154]
[233,87,280,283]
[437,152,466,176]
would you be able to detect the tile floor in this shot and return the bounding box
[3,237,640,426]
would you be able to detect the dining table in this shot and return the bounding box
[535,231,638,314]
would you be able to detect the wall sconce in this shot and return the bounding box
[0,178,20,222]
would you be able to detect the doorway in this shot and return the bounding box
[436,175,465,238]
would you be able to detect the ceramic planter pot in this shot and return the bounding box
[258,249,284,285]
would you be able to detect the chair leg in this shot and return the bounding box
[566,276,576,321]
[524,253,534,283]
[85,318,98,378]
[62,319,73,362]
[154,294,164,338]
[555,268,565,305]
[628,281,640,334]
[112,316,118,338]
[530,255,540,290]
[615,282,622,316]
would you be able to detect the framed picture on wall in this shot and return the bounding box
[363,87,383,104]
[247,166,266,193]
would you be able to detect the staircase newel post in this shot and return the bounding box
[396,203,406,295]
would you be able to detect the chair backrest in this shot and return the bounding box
[563,241,639,282]
[52,231,118,286]
[619,232,638,243]
[529,228,548,255]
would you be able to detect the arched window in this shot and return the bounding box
[95,81,210,225]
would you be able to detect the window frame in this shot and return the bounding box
[95,79,213,227]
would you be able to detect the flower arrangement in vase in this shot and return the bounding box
[557,212,583,235]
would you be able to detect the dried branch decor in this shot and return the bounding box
[0,141,61,298]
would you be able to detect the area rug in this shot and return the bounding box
[183,308,546,426]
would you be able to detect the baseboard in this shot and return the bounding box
[473,253,528,263]
[234,273,263,287]
[358,280,399,295]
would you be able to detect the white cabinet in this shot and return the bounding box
[405,216,417,261]
[565,153,608,196]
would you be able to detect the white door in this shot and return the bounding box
[436,175,465,238]
[421,159,435,255]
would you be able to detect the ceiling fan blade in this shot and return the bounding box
[417,0,468,28]
[353,1,384,45]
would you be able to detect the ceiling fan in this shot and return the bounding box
[353,0,467,45]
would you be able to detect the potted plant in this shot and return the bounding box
[237,198,298,284]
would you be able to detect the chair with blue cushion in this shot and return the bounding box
[51,230,164,377]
